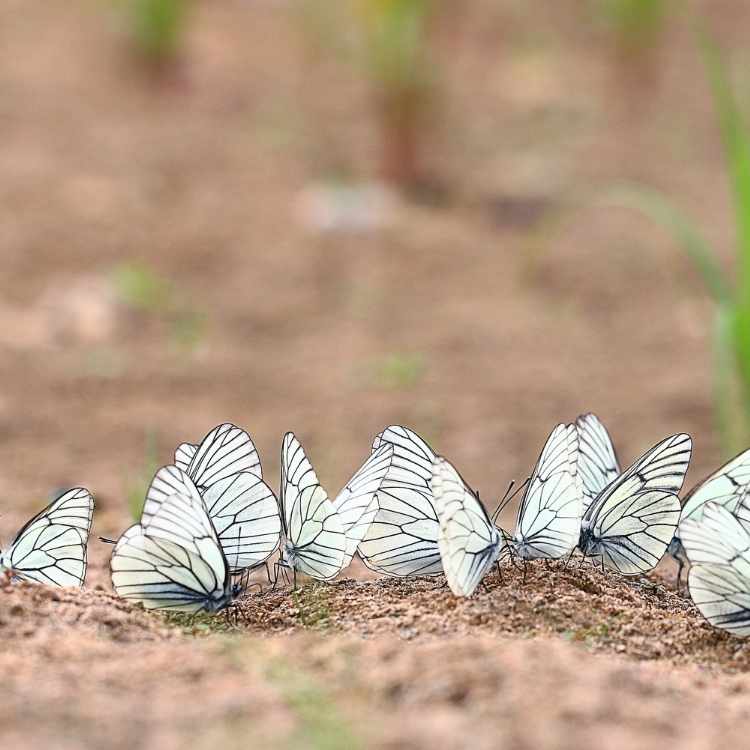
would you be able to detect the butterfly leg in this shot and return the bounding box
[496,562,504,585]
[675,556,685,593]
[223,607,234,628]
[562,548,576,570]
[265,562,273,585]
[271,562,282,591]
[522,560,528,585]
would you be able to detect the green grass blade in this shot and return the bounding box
[607,185,732,304]
[713,305,740,456]
[701,33,750,425]
[701,34,750,279]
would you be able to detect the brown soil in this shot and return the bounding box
[5,565,750,750]
[2,0,750,748]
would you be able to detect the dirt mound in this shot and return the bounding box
[0,580,174,644]
[3,564,750,750]
[235,561,747,670]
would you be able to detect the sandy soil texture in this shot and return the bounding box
[2,1,750,748]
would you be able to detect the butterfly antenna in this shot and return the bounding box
[491,476,530,523]
[491,480,515,523]
[98,536,117,545]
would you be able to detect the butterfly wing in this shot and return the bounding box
[332,443,393,567]
[174,443,198,472]
[2,488,94,587]
[582,433,691,574]
[680,503,750,636]
[141,465,204,527]
[589,488,681,574]
[358,426,442,577]
[431,457,503,597]
[202,472,281,573]
[680,447,750,524]
[513,423,582,560]
[111,491,231,613]
[679,502,750,568]
[575,413,620,511]
[186,423,262,489]
[280,433,346,580]
[688,564,750,637]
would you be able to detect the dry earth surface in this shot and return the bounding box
[2,0,750,748]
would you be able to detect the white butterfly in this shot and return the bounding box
[578,433,692,575]
[143,464,281,574]
[358,425,443,577]
[111,489,234,613]
[0,488,94,588]
[431,457,504,597]
[669,447,750,582]
[279,432,391,581]
[332,442,393,568]
[506,423,582,560]
[575,413,621,512]
[174,422,262,489]
[679,501,750,637]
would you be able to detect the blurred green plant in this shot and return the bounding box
[117,0,192,68]
[292,584,332,629]
[599,0,669,49]
[611,36,750,454]
[372,352,426,389]
[125,430,160,520]
[300,0,440,189]
[113,261,173,313]
[112,261,206,353]
[265,658,364,750]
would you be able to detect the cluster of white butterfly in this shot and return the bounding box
[2,417,750,637]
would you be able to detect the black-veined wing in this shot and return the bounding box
[431,457,503,597]
[680,502,750,637]
[358,425,442,577]
[0,488,94,588]
[203,472,281,573]
[688,565,750,637]
[680,447,750,525]
[680,501,750,568]
[332,443,393,567]
[579,433,691,574]
[280,432,346,581]
[185,423,262,490]
[141,465,204,527]
[511,423,582,560]
[174,442,197,472]
[110,490,232,613]
[575,413,620,511]
[143,464,281,574]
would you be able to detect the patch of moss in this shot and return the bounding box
[292,584,333,630]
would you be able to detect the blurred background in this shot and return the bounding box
[1,0,749,552]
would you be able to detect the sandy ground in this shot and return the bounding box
[2,1,750,748]
[4,564,750,750]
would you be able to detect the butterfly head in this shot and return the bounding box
[280,540,298,569]
[578,519,596,556]
[0,548,9,574]
[204,588,235,613]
